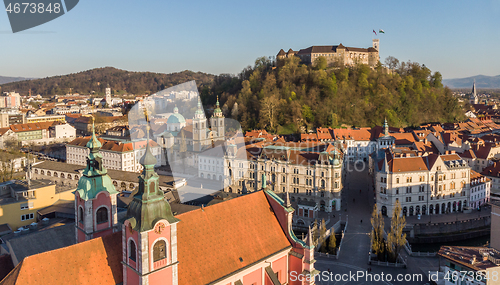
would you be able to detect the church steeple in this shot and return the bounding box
[125,108,179,232]
[75,119,118,200]
[383,118,389,136]
[213,96,223,118]
[75,119,119,243]
[122,107,180,285]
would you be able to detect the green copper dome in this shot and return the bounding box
[139,141,157,166]
[167,113,186,124]
[75,122,118,201]
[125,138,179,232]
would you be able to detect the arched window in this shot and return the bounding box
[74,175,79,179]
[130,183,135,190]
[53,172,58,177]
[34,169,38,174]
[47,171,51,176]
[153,240,166,262]
[60,173,65,179]
[41,170,45,175]
[67,174,72,179]
[121,182,126,189]
[96,207,108,224]
[79,207,84,224]
[113,181,118,187]
[129,240,136,262]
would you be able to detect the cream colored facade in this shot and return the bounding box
[198,144,344,212]
[66,142,163,172]
[0,180,74,230]
[376,152,471,217]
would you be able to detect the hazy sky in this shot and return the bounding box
[1,0,499,79]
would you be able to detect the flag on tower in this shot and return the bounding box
[373,29,377,35]
[379,29,385,34]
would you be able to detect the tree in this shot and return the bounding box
[319,219,327,251]
[329,231,337,254]
[314,56,328,70]
[370,204,385,260]
[259,95,279,132]
[385,56,400,71]
[386,200,407,262]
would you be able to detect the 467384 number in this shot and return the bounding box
[6,3,61,14]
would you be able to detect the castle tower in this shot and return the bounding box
[209,96,225,141]
[122,113,180,285]
[372,38,379,51]
[193,99,206,152]
[75,120,119,243]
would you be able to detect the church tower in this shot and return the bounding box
[210,96,225,141]
[470,80,478,105]
[193,99,206,152]
[75,120,119,243]
[122,111,180,285]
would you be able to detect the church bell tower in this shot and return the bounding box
[122,109,180,285]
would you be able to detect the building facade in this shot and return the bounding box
[374,149,471,217]
[199,142,344,212]
[66,136,163,172]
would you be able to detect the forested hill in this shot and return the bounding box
[200,56,465,133]
[0,67,215,96]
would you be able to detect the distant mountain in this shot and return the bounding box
[0,76,32,84]
[443,75,500,89]
[0,67,215,96]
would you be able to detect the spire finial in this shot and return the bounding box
[284,190,291,207]
[306,226,314,247]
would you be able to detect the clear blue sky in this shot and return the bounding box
[1,0,499,79]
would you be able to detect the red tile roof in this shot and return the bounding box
[0,232,122,285]
[176,191,291,285]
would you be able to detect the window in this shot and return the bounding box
[96,207,108,224]
[396,188,399,194]
[396,178,399,183]
[153,240,167,262]
[79,207,84,223]
[21,213,34,221]
[129,240,136,262]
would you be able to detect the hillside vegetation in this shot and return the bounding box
[201,56,465,133]
[0,67,215,96]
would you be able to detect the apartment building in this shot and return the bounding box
[0,179,74,230]
[469,170,491,209]
[374,149,471,217]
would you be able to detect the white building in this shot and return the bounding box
[66,137,163,172]
[469,170,491,209]
[374,149,471,217]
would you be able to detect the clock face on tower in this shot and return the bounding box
[154,222,165,234]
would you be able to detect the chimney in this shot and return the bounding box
[483,253,488,261]
[451,150,455,154]
[445,151,449,154]
[472,255,476,264]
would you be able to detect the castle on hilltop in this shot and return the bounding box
[277,39,380,67]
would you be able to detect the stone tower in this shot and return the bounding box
[74,120,119,243]
[373,38,380,51]
[193,99,206,152]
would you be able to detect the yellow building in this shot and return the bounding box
[0,179,74,230]
[26,115,66,124]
